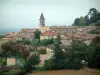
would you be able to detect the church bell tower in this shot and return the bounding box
[39,13,45,27]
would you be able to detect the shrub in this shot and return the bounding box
[2,69,21,75]
[38,48,46,54]
[0,57,6,66]
[44,40,87,70]
[88,30,100,34]
[88,43,100,69]
[24,53,40,71]
[44,58,55,70]
[40,39,54,46]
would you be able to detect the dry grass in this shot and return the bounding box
[28,68,100,75]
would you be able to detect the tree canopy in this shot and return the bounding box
[73,8,100,26]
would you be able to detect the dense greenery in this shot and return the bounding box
[73,8,100,26]
[87,36,100,69]
[0,40,40,74]
[34,29,41,42]
[88,29,100,34]
[0,57,6,66]
[38,48,46,54]
[0,35,4,39]
[44,37,100,70]
[44,40,88,70]
[40,38,54,46]
[24,53,40,71]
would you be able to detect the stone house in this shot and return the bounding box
[16,28,36,40]
[7,57,16,66]
[40,31,58,40]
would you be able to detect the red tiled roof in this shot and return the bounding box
[41,31,58,36]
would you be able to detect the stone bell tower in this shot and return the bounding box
[39,13,45,27]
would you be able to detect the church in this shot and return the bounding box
[39,13,96,34]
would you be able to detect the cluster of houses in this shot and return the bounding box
[0,13,100,66]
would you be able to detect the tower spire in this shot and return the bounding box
[39,13,45,27]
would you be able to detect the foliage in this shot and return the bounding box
[88,36,100,69]
[15,40,23,44]
[24,53,40,71]
[73,8,100,26]
[31,39,39,45]
[74,16,89,26]
[88,8,100,26]
[1,42,13,57]
[1,69,22,75]
[0,35,4,39]
[40,38,54,46]
[23,40,31,45]
[91,36,100,45]
[55,34,61,44]
[88,29,100,34]
[44,40,88,70]
[38,48,46,54]
[15,39,31,45]
[0,57,6,66]
[44,58,55,70]
[34,29,41,42]
[1,41,30,62]
[22,50,30,61]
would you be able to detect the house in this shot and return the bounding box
[16,28,36,40]
[40,31,58,40]
[5,32,18,38]
[7,57,16,66]
[37,47,54,67]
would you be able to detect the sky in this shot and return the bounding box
[0,0,100,34]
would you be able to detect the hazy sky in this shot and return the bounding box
[0,0,100,30]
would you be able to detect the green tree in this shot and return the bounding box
[88,8,100,26]
[88,43,100,69]
[34,29,41,42]
[74,16,89,26]
[40,38,54,46]
[74,18,80,26]
[1,42,13,58]
[24,53,40,71]
[91,36,100,45]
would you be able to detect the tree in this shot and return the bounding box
[84,15,90,25]
[40,38,54,46]
[74,18,80,26]
[91,36,100,45]
[88,8,100,26]
[23,40,31,45]
[74,16,89,26]
[73,8,100,26]
[24,53,40,71]
[88,36,100,69]
[44,40,85,69]
[88,43,100,69]
[1,42,13,57]
[34,29,41,42]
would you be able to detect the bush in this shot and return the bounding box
[44,40,87,70]
[66,58,83,69]
[88,43,100,69]
[38,48,46,54]
[2,69,22,75]
[23,40,31,45]
[40,39,54,46]
[24,53,40,71]
[0,57,6,66]
[44,58,55,70]
[88,29,100,34]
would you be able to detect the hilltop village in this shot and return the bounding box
[2,13,100,46]
[0,13,100,68]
